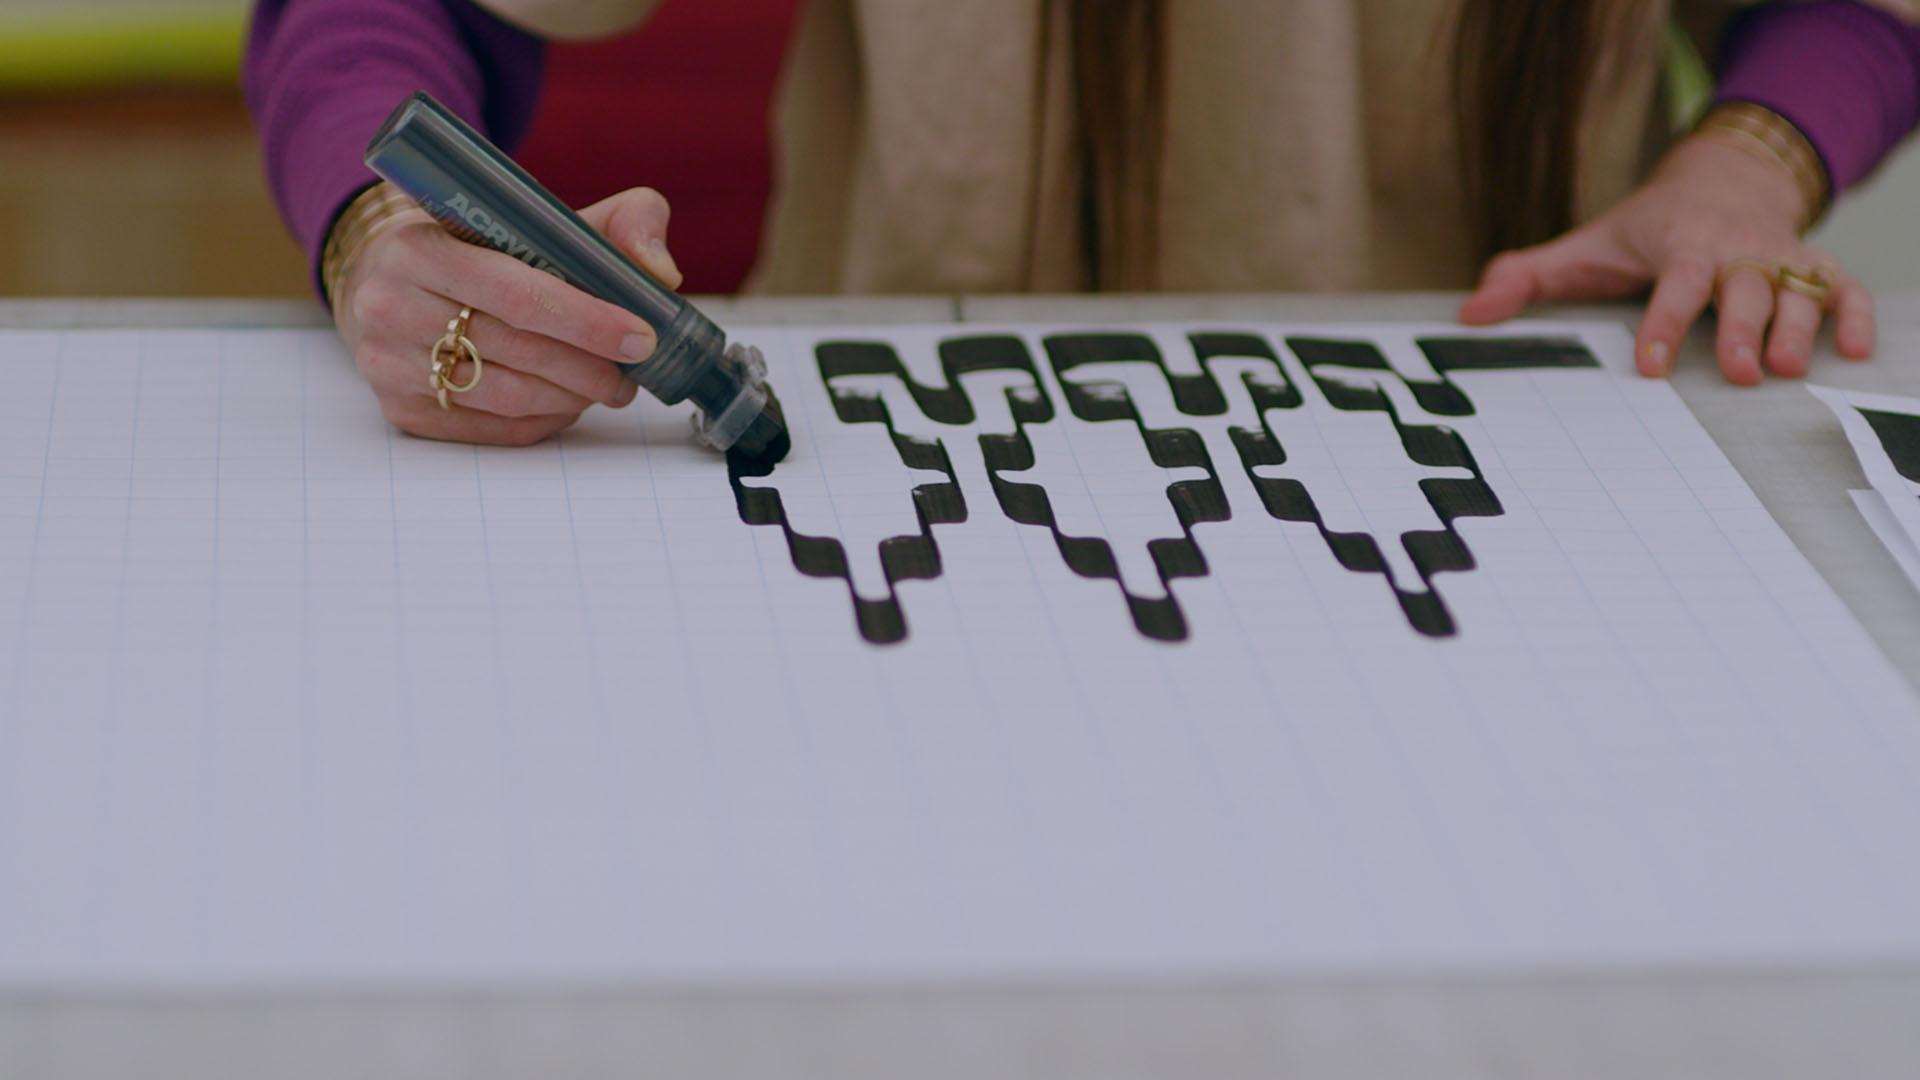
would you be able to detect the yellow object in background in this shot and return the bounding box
[0,3,245,91]
[0,2,308,297]
[1662,24,1714,130]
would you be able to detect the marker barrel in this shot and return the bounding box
[364,93,745,421]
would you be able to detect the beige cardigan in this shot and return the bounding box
[480,0,1809,294]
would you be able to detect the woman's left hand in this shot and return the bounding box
[1457,133,1875,384]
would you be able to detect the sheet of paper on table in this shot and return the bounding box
[1812,384,1920,593]
[1851,490,1920,594]
[2,321,1918,987]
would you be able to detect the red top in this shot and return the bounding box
[516,0,804,294]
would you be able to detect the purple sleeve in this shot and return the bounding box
[1714,1,1920,193]
[243,0,547,301]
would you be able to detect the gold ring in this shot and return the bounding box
[1716,257,1781,289]
[1716,258,1837,306]
[1776,264,1835,305]
[429,306,483,411]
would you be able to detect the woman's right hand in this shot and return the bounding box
[329,184,685,446]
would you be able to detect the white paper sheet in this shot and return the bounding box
[1851,489,1920,594]
[1812,384,1920,567]
[2,322,1919,987]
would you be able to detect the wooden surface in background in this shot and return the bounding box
[0,87,310,299]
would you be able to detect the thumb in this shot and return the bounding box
[577,186,684,291]
[1460,228,1647,326]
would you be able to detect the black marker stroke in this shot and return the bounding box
[1286,336,1474,417]
[1240,336,1518,636]
[1857,407,1920,485]
[1040,333,1237,641]
[728,383,964,646]
[1189,331,1304,412]
[1414,335,1603,373]
[729,329,1609,646]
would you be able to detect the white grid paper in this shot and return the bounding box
[1,322,1918,986]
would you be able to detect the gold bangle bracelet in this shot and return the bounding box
[1719,120,1825,209]
[1703,103,1828,198]
[1694,102,1830,233]
[320,182,420,312]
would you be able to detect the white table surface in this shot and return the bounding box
[1,295,1916,1080]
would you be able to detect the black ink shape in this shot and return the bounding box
[1286,336,1473,417]
[1035,333,1237,641]
[1237,344,1510,637]
[727,386,965,646]
[933,335,1196,637]
[754,334,1044,643]
[814,333,1206,642]
[817,335,1054,426]
[746,330,1584,644]
[979,423,1194,641]
[1858,408,1920,484]
[817,340,972,424]
[1043,331,1228,416]
[1414,335,1602,372]
[748,334,1046,644]
[1189,331,1303,411]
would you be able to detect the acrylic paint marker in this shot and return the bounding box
[364,92,790,465]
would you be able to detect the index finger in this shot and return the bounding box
[408,231,658,365]
[1634,258,1714,377]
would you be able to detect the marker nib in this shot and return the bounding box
[728,391,791,467]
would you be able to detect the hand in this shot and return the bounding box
[331,185,684,445]
[1458,134,1874,385]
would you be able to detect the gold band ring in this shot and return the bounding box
[429,306,483,410]
[1716,258,1836,306]
[1776,264,1836,305]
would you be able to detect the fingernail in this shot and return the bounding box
[621,332,655,361]
[1735,344,1757,367]
[1645,341,1669,375]
[614,379,640,407]
[646,238,682,283]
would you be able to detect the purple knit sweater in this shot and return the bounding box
[1715,0,1920,191]
[244,0,1920,298]
[243,0,543,294]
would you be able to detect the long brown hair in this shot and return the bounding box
[1069,0,1653,284]
[1452,0,1652,260]
[1069,0,1165,290]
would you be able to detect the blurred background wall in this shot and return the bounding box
[0,0,309,297]
[0,0,794,299]
[1809,155,1920,290]
[0,0,1912,299]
